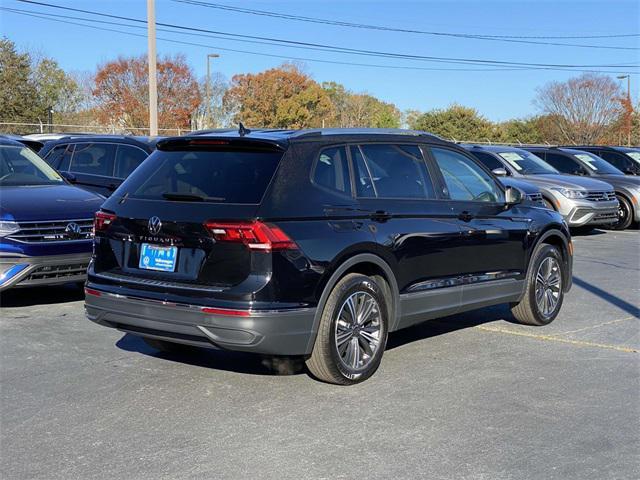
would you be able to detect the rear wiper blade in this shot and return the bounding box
[162,192,205,202]
[161,192,225,202]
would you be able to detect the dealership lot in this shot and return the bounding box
[1,231,638,480]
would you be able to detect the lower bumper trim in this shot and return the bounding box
[85,289,317,356]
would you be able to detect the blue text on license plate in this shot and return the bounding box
[139,244,178,272]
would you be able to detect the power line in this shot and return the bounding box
[3,7,637,77]
[14,0,640,70]
[172,0,640,48]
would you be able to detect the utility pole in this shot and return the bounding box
[206,53,220,128]
[147,0,158,136]
[617,75,632,146]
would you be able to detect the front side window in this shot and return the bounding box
[431,148,504,203]
[313,146,351,195]
[0,145,64,186]
[70,143,117,177]
[120,148,283,204]
[114,145,149,179]
[351,144,434,199]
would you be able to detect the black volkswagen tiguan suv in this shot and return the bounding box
[85,128,573,384]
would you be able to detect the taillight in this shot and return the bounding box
[94,211,116,234]
[203,220,297,251]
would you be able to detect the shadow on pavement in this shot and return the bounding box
[116,333,307,377]
[573,275,639,319]
[387,303,511,350]
[0,284,84,308]
[116,304,514,376]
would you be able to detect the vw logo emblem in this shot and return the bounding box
[148,216,162,235]
[65,222,82,239]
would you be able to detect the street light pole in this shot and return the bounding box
[617,75,631,146]
[147,0,158,136]
[206,53,220,128]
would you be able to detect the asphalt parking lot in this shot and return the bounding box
[1,230,638,480]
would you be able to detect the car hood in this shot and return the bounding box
[498,177,539,194]
[0,184,104,222]
[519,174,614,191]
[595,174,640,190]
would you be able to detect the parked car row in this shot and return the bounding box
[1,128,638,384]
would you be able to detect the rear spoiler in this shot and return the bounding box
[156,136,287,152]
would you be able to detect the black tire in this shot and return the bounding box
[511,244,565,326]
[306,273,389,385]
[611,195,633,230]
[142,337,194,354]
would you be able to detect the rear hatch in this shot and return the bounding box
[91,137,287,296]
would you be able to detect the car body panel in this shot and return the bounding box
[85,129,572,355]
[0,138,104,290]
[463,144,619,227]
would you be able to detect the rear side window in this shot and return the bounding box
[71,143,117,177]
[544,153,583,174]
[470,151,505,172]
[313,146,351,195]
[114,145,149,179]
[351,144,435,199]
[44,143,74,171]
[600,151,629,170]
[121,148,283,204]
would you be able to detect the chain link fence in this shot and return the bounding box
[0,122,190,136]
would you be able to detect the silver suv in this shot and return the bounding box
[462,145,618,228]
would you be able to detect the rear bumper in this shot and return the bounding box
[85,289,317,355]
[0,253,90,291]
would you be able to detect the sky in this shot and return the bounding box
[1,0,639,121]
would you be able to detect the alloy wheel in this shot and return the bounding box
[334,291,382,371]
[535,257,562,318]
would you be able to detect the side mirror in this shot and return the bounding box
[492,167,508,177]
[505,186,524,206]
[60,171,77,183]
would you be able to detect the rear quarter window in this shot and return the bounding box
[312,146,351,195]
[120,148,283,204]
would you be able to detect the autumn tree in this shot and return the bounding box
[409,104,494,141]
[93,54,200,134]
[322,82,401,128]
[224,63,331,128]
[534,73,623,144]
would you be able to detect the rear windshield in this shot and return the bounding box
[118,149,283,203]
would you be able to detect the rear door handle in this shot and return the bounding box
[370,210,393,222]
[458,211,474,222]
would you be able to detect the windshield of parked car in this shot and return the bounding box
[497,151,558,175]
[573,152,624,175]
[0,145,65,186]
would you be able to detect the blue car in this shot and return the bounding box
[0,137,104,291]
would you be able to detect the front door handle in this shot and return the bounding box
[370,210,392,222]
[458,211,474,222]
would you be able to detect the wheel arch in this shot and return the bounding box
[305,253,401,354]
[530,227,572,292]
